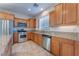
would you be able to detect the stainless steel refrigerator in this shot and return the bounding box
[0,19,13,55]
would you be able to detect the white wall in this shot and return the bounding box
[35,4,55,29]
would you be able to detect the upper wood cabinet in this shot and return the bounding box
[14,18,19,27]
[29,18,36,28]
[55,4,63,25]
[49,11,57,26]
[49,4,62,26]
[49,3,78,26]
[0,12,14,20]
[14,18,27,27]
[63,3,77,25]
[77,4,79,24]
[26,19,30,28]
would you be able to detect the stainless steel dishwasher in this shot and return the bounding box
[42,35,51,51]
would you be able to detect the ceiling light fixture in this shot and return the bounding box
[28,9,31,11]
[33,3,39,8]
[41,8,43,11]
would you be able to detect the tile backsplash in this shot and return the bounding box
[50,25,79,41]
[50,25,79,33]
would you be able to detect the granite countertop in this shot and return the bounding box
[14,28,78,41]
[33,30,78,41]
[0,35,12,55]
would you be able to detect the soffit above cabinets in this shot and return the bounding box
[0,3,57,17]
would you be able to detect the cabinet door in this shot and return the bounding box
[13,32,19,44]
[34,33,38,43]
[26,19,30,28]
[27,32,35,41]
[77,4,79,24]
[30,32,34,41]
[64,3,77,24]
[14,18,19,27]
[55,4,63,25]
[29,19,36,28]
[33,33,43,46]
[27,32,31,40]
[49,11,57,26]
[75,41,79,56]
[29,19,34,28]
[33,19,36,28]
[37,34,43,46]
[60,39,74,56]
[51,37,60,55]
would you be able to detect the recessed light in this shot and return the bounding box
[28,9,31,11]
[41,8,43,11]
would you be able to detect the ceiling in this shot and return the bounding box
[0,3,56,17]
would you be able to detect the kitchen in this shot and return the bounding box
[0,3,79,56]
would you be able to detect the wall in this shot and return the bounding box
[35,4,55,29]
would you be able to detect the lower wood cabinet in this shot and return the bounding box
[27,32,43,46]
[74,41,79,56]
[13,32,19,44]
[60,39,74,56]
[27,32,31,40]
[51,37,61,56]
[34,33,43,46]
[51,36,74,56]
[27,32,34,41]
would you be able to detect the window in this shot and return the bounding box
[39,15,49,29]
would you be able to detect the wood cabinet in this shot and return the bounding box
[26,19,30,28]
[27,32,31,40]
[27,32,34,41]
[51,36,74,56]
[55,4,63,25]
[34,33,43,46]
[74,41,79,56]
[63,3,77,25]
[14,18,27,27]
[30,32,34,41]
[14,18,36,28]
[49,3,78,26]
[49,4,62,26]
[49,11,57,26]
[0,12,14,20]
[27,32,43,46]
[29,18,36,28]
[51,37,61,55]
[77,4,79,24]
[60,39,74,56]
[13,32,19,44]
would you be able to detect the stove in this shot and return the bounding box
[17,29,27,43]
